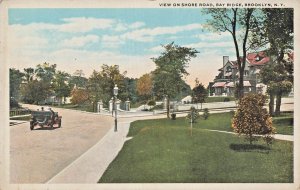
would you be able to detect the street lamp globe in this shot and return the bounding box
[114,84,118,96]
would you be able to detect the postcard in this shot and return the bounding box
[0,0,299,189]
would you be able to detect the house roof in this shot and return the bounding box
[225,82,234,87]
[243,81,252,87]
[247,52,270,66]
[212,82,226,87]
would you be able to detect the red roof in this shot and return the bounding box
[247,52,270,66]
[212,82,226,87]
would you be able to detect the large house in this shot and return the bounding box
[210,51,271,97]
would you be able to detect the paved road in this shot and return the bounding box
[10,97,294,183]
[10,104,113,183]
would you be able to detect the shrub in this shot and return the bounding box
[147,100,156,107]
[223,97,230,102]
[203,108,209,120]
[232,94,275,145]
[171,113,176,120]
[186,106,200,123]
[70,88,89,105]
[10,97,20,108]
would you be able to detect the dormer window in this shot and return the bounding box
[226,66,232,72]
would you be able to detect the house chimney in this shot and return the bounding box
[223,56,229,78]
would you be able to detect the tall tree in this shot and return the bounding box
[20,80,52,104]
[136,73,153,101]
[9,68,24,101]
[35,62,56,82]
[203,8,257,98]
[52,71,71,105]
[152,42,198,118]
[123,77,138,103]
[23,68,34,83]
[88,64,127,105]
[262,9,293,115]
[69,70,88,88]
[192,78,208,110]
[20,63,57,104]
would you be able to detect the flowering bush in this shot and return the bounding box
[232,94,275,145]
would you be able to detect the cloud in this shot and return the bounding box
[59,17,115,33]
[122,23,203,42]
[129,22,145,29]
[21,49,157,78]
[194,32,232,41]
[186,41,234,49]
[10,17,116,34]
[101,35,124,48]
[149,45,164,52]
[61,35,100,48]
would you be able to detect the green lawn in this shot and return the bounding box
[273,114,294,135]
[52,103,95,112]
[206,96,236,103]
[99,114,293,183]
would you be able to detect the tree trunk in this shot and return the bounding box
[269,93,275,116]
[167,98,170,118]
[275,93,282,116]
[239,73,244,98]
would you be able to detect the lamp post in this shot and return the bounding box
[113,84,118,132]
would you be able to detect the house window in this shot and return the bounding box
[244,70,249,76]
[226,66,232,72]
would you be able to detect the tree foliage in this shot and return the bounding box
[9,68,24,100]
[69,70,88,88]
[152,42,198,118]
[87,64,127,105]
[70,88,89,105]
[258,9,293,116]
[232,94,274,145]
[20,80,52,104]
[192,78,208,109]
[52,71,71,104]
[136,73,152,99]
[35,62,56,82]
[186,106,200,123]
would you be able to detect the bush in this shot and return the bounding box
[171,113,176,120]
[223,97,230,102]
[203,108,209,120]
[232,94,275,145]
[186,106,200,123]
[147,100,156,106]
[10,97,20,108]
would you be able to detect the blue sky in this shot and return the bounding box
[8,8,237,86]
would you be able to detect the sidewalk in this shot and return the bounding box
[206,129,294,141]
[47,121,132,183]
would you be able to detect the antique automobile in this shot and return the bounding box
[30,109,62,130]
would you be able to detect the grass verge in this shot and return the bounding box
[99,113,293,183]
